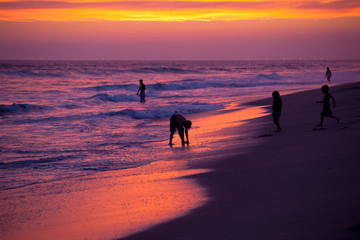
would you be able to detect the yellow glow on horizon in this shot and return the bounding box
[0,0,359,22]
[1,9,360,22]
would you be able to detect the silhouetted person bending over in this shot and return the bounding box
[272,91,282,132]
[136,79,146,102]
[325,67,332,83]
[317,85,340,126]
[169,111,192,147]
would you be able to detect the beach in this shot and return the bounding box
[2,0,360,238]
[122,81,360,240]
[1,60,360,240]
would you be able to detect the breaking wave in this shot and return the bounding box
[83,84,136,91]
[85,76,290,93]
[104,103,224,119]
[132,67,196,74]
[0,155,70,169]
[0,103,51,115]
[0,70,65,78]
[257,73,283,80]
[89,93,138,102]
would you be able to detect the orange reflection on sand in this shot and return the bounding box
[193,105,267,137]
[164,105,268,153]
[0,161,210,240]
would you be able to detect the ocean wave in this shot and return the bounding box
[84,81,207,92]
[257,73,282,80]
[149,81,227,91]
[74,78,293,94]
[0,70,64,78]
[132,67,196,74]
[82,80,286,93]
[58,104,82,109]
[83,80,207,92]
[68,66,195,76]
[147,80,283,91]
[0,103,51,115]
[105,109,170,119]
[0,66,197,80]
[0,155,70,169]
[84,84,136,91]
[89,93,138,102]
[209,67,231,72]
[103,103,224,119]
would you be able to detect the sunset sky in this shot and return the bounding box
[1,0,359,60]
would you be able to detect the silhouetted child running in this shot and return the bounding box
[317,85,340,126]
[272,91,282,132]
[169,111,192,147]
[136,79,146,102]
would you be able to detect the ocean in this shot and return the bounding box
[1,60,360,191]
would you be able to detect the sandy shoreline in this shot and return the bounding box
[1,93,266,239]
[121,81,360,240]
[2,82,359,240]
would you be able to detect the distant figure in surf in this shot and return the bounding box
[317,85,340,126]
[325,67,332,83]
[272,91,282,132]
[136,79,146,102]
[169,111,192,147]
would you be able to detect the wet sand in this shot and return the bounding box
[121,82,360,240]
[2,82,359,240]
[0,93,266,240]
[0,159,212,240]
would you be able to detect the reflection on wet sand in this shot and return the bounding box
[189,105,268,146]
[0,160,209,240]
[0,105,267,240]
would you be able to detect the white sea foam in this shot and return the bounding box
[89,93,138,102]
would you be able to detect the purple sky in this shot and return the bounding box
[0,1,360,60]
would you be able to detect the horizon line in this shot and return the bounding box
[1,58,360,61]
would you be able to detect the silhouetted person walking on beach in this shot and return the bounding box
[169,111,192,147]
[325,67,332,83]
[272,91,282,132]
[136,79,146,102]
[317,85,340,126]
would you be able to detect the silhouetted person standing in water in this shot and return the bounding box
[317,85,340,126]
[169,111,192,147]
[136,79,146,102]
[272,91,282,132]
[325,67,332,83]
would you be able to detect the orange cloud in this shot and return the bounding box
[0,0,359,21]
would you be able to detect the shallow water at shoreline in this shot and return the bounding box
[0,101,270,240]
[0,159,210,240]
[119,81,360,240]
[1,60,359,191]
[2,59,360,239]
[0,88,272,239]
